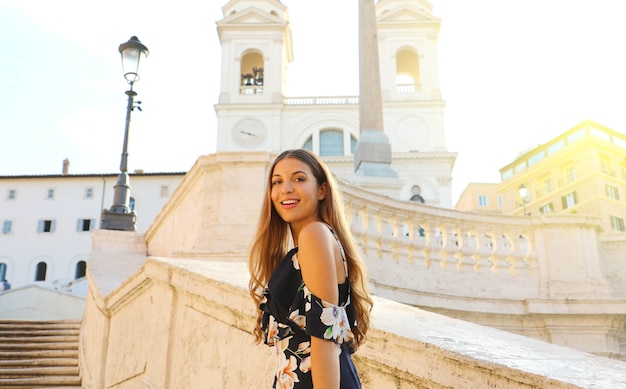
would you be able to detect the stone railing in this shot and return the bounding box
[78,231,626,388]
[338,180,626,359]
[338,180,613,302]
[284,96,359,105]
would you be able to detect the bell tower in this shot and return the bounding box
[215,0,293,152]
[375,0,449,153]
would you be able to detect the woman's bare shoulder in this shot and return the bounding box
[297,222,338,299]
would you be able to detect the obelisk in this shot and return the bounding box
[354,0,398,179]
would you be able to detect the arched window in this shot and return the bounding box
[35,262,47,281]
[75,261,87,279]
[240,51,264,94]
[410,185,425,203]
[0,263,6,282]
[303,136,313,151]
[396,48,420,93]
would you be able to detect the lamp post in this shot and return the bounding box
[518,184,528,216]
[101,36,149,231]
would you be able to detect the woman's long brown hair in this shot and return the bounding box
[248,149,373,349]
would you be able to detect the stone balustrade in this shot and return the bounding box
[338,180,626,359]
[284,96,360,105]
[79,231,626,388]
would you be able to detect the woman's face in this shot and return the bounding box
[270,157,327,229]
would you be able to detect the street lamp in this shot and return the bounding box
[518,184,528,216]
[101,36,149,231]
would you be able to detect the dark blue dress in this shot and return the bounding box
[260,230,362,389]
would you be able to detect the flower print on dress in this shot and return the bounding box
[301,284,312,312]
[294,341,312,373]
[276,355,300,389]
[291,252,300,271]
[319,299,354,344]
[289,309,306,330]
[266,316,279,346]
[299,355,311,373]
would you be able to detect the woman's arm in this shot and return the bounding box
[298,222,340,389]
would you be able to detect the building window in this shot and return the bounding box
[129,197,136,212]
[606,185,620,200]
[564,166,576,184]
[409,185,425,203]
[35,262,47,281]
[497,195,503,207]
[561,192,577,210]
[303,137,312,151]
[37,220,57,233]
[611,216,625,232]
[75,261,87,279]
[85,187,94,198]
[599,155,614,176]
[7,189,16,200]
[46,188,55,200]
[478,195,488,207]
[76,218,95,232]
[303,131,357,156]
[0,263,6,282]
[2,221,12,235]
[539,203,553,214]
[160,185,169,197]
[542,178,553,195]
[319,130,344,156]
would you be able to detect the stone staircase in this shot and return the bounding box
[0,320,82,388]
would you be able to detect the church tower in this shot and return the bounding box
[376,0,448,153]
[215,0,293,152]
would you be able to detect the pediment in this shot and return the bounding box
[220,0,287,26]
[377,1,439,23]
[218,6,286,26]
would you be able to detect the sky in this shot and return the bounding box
[1,0,626,203]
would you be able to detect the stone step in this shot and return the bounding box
[0,320,80,325]
[0,359,78,368]
[0,336,79,344]
[0,365,79,377]
[0,349,78,360]
[0,374,82,387]
[0,330,80,338]
[0,322,81,331]
[0,343,78,352]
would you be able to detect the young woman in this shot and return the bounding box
[249,149,373,389]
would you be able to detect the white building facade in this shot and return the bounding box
[0,171,184,290]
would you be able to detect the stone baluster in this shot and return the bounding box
[471,226,495,274]
[438,221,459,270]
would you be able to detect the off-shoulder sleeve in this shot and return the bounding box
[288,283,355,347]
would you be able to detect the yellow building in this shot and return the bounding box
[455,182,502,214]
[459,120,626,234]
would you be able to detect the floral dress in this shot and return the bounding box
[259,229,362,389]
